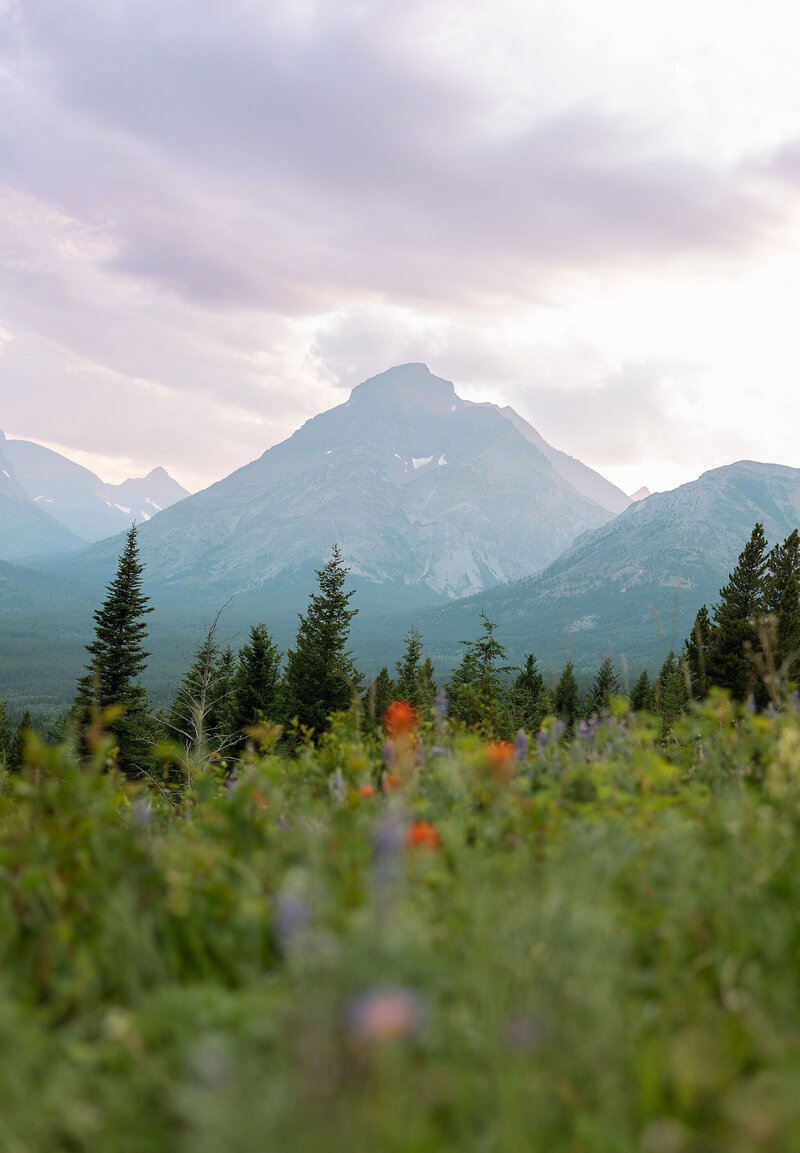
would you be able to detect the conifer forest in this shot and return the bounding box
[2,522,800,1150]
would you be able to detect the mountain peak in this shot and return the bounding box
[348,364,462,415]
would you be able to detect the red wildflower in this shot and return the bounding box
[358,784,375,798]
[485,741,516,779]
[383,700,418,736]
[406,820,441,850]
[382,773,403,792]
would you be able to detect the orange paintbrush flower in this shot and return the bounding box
[406,820,441,850]
[383,700,418,736]
[358,784,375,798]
[485,740,516,778]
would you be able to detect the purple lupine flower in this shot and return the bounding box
[576,720,591,740]
[515,729,528,763]
[552,720,566,741]
[536,729,549,748]
[431,745,447,758]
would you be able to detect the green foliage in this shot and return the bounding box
[706,522,768,700]
[654,650,689,735]
[168,613,239,762]
[361,666,397,733]
[232,623,282,732]
[554,658,580,733]
[7,709,31,772]
[683,603,712,699]
[74,524,155,776]
[629,669,654,712]
[445,611,513,733]
[0,700,10,767]
[394,626,436,712]
[281,545,362,736]
[3,695,800,1149]
[510,652,551,732]
[584,654,619,717]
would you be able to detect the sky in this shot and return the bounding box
[2,0,800,496]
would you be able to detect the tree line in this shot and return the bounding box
[1,521,798,778]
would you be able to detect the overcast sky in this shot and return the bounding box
[2,0,800,495]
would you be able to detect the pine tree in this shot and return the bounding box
[232,624,282,733]
[630,670,655,712]
[445,612,512,732]
[706,523,768,700]
[281,545,362,735]
[362,667,397,732]
[765,531,800,683]
[654,651,688,733]
[75,524,154,775]
[510,653,551,732]
[8,709,32,772]
[553,660,580,734]
[585,656,620,717]
[416,657,437,716]
[395,627,425,707]
[0,700,11,768]
[683,604,713,700]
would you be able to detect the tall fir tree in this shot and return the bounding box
[362,667,397,733]
[232,623,282,734]
[395,627,426,708]
[585,655,620,717]
[281,545,362,735]
[683,604,713,700]
[553,659,580,734]
[765,531,800,685]
[445,612,512,733]
[654,651,688,734]
[0,700,12,768]
[8,709,32,772]
[510,652,551,732]
[630,670,655,712]
[706,522,768,700]
[75,524,155,775]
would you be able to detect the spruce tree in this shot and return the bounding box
[445,612,512,732]
[416,657,437,716]
[0,700,11,768]
[75,524,154,775]
[654,651,688,733]
[8,709,32,772]
[765,531,800,683]
[395,626,425,707]
[683,604,713,700]
[553,660,580,734]
[362,667,397,733]
[585,655,620,717]
[706,522,768,700]
[630,670,655,712]
[281,545,362,735]
[510,652,551,732]
[232,624,282,733]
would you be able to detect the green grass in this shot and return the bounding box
[2,695,800,1150]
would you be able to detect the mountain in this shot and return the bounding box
[629,487,651,502]
[0,433,189,543]
[416,460,800,680]
[475,403,631,514]
[50,364,616,610]
[0,432,86,560]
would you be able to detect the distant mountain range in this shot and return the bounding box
[54,364,622,609]
[411,460,800,679]
[0,429,189,558]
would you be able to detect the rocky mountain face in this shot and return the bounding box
[0,431,189,552]
[60,364,615,609]
[0,432,86,560]
[416,460,800,679]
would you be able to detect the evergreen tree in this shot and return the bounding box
[445,612,512,732]
[232,624,282,733]
[706,522,768,700]
[585,655,620,717]
[683,604,713,700]
[0,700,11,768]
[553,660,580,734]
[362,667,397,733]
[654,651,688,733]
[765,531,800,684]
[630,670,655,712]
[395,627,426,707]
[281,545,362,735]
[8,709,32,772]
[510,652,551,732]
[416,657,437,716]
[74,524,154,776]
